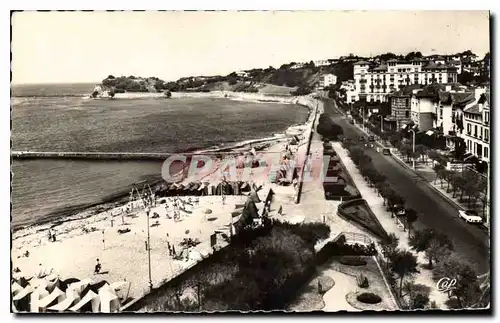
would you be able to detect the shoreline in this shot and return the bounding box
[12,92,316,235]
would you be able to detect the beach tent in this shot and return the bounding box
[46,294,77,313]
[81,280,110,297]
[67,279,92,297]
[98,284,121,313]
[38,287,66,312]
[110,281,131,302]
[12,285,34,312]
[69,290,100,313]
[12,282,24,297]
[30,286,50,312]
[249,190,261,203]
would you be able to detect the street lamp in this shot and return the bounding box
[409,129,416,170]
[145,205,153,291]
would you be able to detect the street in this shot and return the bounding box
[323,98,490,274]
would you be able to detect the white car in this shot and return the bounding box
[458,210,483,223]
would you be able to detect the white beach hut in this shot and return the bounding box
[69,290,100,313]
[98,285,120,313]
[38,287,66,312]
[30,286,50,312]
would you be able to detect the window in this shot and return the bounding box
[485,129,489,141]
[405,111,410,118]
[484,147,489,158]
[485,112,489,124]
[474,125,478,137]
[467,123,471,134]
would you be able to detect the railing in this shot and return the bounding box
[336,231,373,245]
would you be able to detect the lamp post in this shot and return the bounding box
[409,129,416,170]
[378,115,384,133]
[146,206,153,291]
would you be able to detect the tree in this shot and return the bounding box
[411,293,430,309]
[164,90,172,98]
[408,228,434,253]
[433,253,481,308]
[389,249,419,297]
[379,182,393,205]
[424,238,453,269]
[405,208,418,237]
[380,233,399,259]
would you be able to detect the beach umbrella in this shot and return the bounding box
[38,287,66,312]
[69,290,100,313]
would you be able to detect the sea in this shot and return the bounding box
[11,83,309,229]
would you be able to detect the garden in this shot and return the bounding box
[140,219,331,312]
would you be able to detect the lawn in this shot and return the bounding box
[338,200,389,242]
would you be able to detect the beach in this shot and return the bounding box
[11,92,319,307]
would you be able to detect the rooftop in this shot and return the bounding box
[391,84,423,97]
[465,104,483,115]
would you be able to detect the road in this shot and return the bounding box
[323,98,490,274]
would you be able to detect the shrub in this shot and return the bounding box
[340,256,368,266]
[357,292,382,304]
[357,274,369,288]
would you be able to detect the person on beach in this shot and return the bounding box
[48,229,52,242]
[51,231,56,242]
[94,259,101,274]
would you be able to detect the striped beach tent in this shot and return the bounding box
[12,282,23,297]
[69,290,100,313]
[30,286,50,312]
[38,287,66,312]
[46,294,77,313]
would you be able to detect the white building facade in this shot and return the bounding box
[352,58,458,103]
[461,93,490,163]
[318,73,337,89]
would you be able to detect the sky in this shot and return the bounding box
[11,11,490,84]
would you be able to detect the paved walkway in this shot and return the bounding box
[332,141,449,309]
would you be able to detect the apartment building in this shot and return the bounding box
[352,58,458,103]
[318,73,337,90]
[462,92,490,163]
[386,84,422,130]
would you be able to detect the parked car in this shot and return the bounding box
[382,148,391,155]
[349,119,355,124]
[358,136,365,141]
[368,136,375,142]
[458,210,483,223]
[392,204,406,217]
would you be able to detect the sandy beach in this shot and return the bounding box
[11,93,319,307]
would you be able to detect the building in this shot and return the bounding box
[386,84,422,130]
[236,71,249,78]
[352,58,458,103]
[410,85,444,132]
[314,60,331,67]
[318,73,337,90]
[461,91,490,163]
